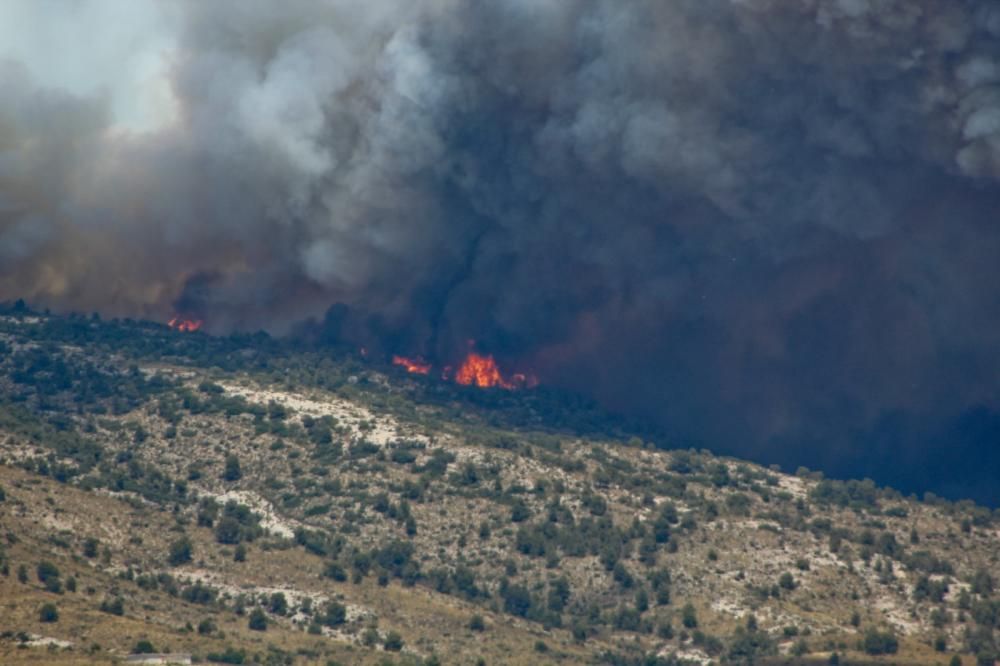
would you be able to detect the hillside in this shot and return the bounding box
[0,308,998,665]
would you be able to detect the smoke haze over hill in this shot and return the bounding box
[2,0,999,502]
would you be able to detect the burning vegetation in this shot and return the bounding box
[392,355,431,375]
[393,349,535,390]
[167,317,202,332]
[454,352,515,389]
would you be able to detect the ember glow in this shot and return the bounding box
[391,349,536,390]
[454,352,511,389]
[167,317,202,332]
[392,355,431,375]
[453,352,538,389]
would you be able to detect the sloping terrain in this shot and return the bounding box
[0,309,998,665]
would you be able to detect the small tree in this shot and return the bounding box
[510,500,531,523]
[100,597,125,616]
[37,560,62,593]
[469,614,485,631]
[502,582,533,617]
[83,537,99,559]
[635,589,649,613]
[168,536,192,566]
[778,572,797,590]
[36,561,60,583]
[383,631,404,651]
[862,627,898,655]
[39,603,59,623]
[323,562,346,581]
[197,618,216,635]
[269,592,288,615]
[971,569,995,596]
[321,601,346,627]
[682,603,698,628]
[234,544,247,562]
[222,455,242,482]
[215,517,241,545]
[132,640,156,654]
[248,608,267,631]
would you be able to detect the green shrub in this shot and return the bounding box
[383,631,404,651]
[167,536,192,565]
[682,603,698,628]
[99,597,124,616]
[321,601,346,627]
[613,606,641,631]
[390,448,416,464]
[323,563,347,582]
[205,647,246,664]
[268,592,288,615]
[214,517,242,544]
[39,603,59,623]
[862,627,898,655]
[510,500,531,523]
[36,560,60,583]
[248,608,267,631]
[778,572,797,590]
[222,454,242,482]
[355,626,375,646]
[180,581,216,605]
[132,640,156,654]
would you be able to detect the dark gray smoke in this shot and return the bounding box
[2,0,1000,502]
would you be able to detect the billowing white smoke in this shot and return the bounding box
[1,0,998,322]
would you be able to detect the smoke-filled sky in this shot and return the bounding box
[2,0,999,503]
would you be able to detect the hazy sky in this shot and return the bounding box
[0,1,177,131]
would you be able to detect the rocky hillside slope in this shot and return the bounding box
[0,309,998,665]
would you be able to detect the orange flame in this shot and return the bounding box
[385,343,537,389]
[392,355,431,375]
[454,352,519,389]
[168,317,203,332]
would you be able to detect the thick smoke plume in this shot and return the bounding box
[2,0,1000,502]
